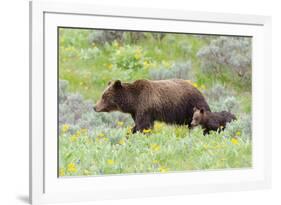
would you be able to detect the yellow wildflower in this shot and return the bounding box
[126,127,132,135]
[152,160,159,164]
[201,84,206,90]
[83,169,90,175]
[159,166,168,173]
[192,82,199,88]
[107,63,113,70]
[59,168,65,176]
[107,159,114,165]
[118,139,125,145]
[75,130,81,137]
[116,49,121,55]
[150,144,160,151]
[97,133,105,138]
[143,60,151,69]
[231,138,239,145]
[236,131,241,136]
[162,60,171,68]
[70,135,78,142]
[112,41,119,48]
[67,163,77,173]
[134,48,142,60]
[80,128,88,135]
[117,121,124,127]
[154,122,164,131]
[143,129,151,133]
[134,54,141,60]
[61,124,70,133]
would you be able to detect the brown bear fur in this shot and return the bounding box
[191,107,236,135]
[94,79,211,133]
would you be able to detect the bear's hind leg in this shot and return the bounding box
[203,129,210,135]
[131,125,137,134]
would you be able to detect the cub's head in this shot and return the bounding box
[94,80,123,112]
[191,107,205,127]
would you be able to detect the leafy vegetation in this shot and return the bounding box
[59,28,252,176]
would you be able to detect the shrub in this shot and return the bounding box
[149,61,193,80]
[224,114,252,139]
[59,80,69,103]
[203,84,239,113]
[203,84,229,101]
[59,46,80,61]
[209,96,239,113]
[149,66,173,80]
[89,30,152,45]
[79,47,100,60]
[197,36,251,79]
[88,30,124,45]
[60,28,90,48]
[59,80,133,135]
[179,41,192,57]
[111,45,148,70]
[122,32,147,44]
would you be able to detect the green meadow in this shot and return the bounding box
[58,28,252,176]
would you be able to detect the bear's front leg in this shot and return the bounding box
[131,125,137,134]
[134,113,153,133]
[203,129,210,135]
[130,113,137,134]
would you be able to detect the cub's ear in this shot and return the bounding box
[113,80,122,89]
[107,81,112,86]
[200,108,205,114]
[193,107,198,112]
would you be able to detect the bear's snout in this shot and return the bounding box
[93,104,102,112]
[190,121,197,127]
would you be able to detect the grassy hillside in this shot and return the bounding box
[58,28,252,176]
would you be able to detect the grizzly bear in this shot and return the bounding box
[94,79,211,133]
[191,107,236,135]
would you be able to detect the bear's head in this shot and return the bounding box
[191,107,205,127]
[94,80,123,112]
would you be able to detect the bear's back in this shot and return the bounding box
[132,79,210,125]
[208,111,236,124]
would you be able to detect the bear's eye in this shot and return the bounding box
[102,94,112,102]
[102,94,108,99]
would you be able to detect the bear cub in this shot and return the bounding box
[191,107,236,135]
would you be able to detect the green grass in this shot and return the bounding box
[59,30,223,102]
[59,122,251,176]
[58,28,252,176]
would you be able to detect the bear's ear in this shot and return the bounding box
[113,80,122,89]
[193,107,198,112]
[200,108,205,114]
[107,81,112,86]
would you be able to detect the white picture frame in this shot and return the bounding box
[29,0,272,204]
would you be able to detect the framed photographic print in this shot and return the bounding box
[30,0,272,204]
